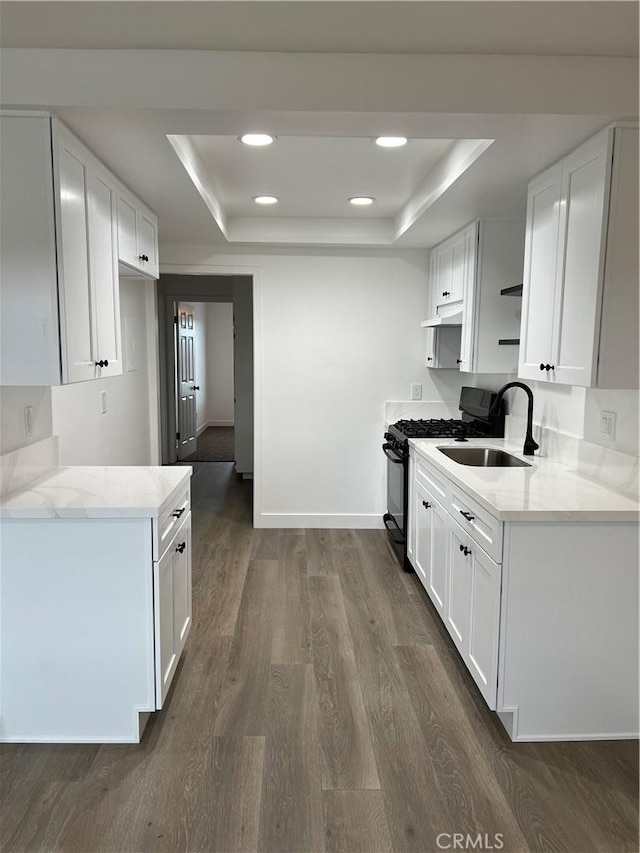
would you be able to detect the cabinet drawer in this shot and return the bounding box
[415,456,448,503]
[154,486,191,560]
[450,487,503,563]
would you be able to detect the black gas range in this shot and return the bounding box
[382,387,504,570]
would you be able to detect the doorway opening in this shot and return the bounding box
[176,301,235,462]
[156,274,254,481]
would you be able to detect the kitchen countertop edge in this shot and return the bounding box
[409,438,639,523]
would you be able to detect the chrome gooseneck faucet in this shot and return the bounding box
[491,382,539,456]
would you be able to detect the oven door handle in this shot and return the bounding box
[383,512,405,544]
[382,443,403,464]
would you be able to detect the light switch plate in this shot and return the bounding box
[410,383,422,400]
[600,410,616,441]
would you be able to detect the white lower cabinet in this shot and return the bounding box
[154,512,192,708]
[447,518,501,708]
[0,489,192,743]
[407,447,638,740]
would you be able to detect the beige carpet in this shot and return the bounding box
[184,427,234,462]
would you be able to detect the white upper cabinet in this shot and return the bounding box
[54,122,122,382]
[519,125,639,388]
[425,218,525,374]
[117,186,159,279]
[1,113,121,385]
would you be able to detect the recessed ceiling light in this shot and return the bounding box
[253,195,279,205]
[240,133,275,147]
[375,136,408,148]
[348,196,375,206]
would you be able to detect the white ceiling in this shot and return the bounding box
[2,1,637,251]
[1,1,637,56]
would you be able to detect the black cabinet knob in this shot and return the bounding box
[139,254,149,262]
[95,359,109,368]
[459,544,471,556]
[422,500,431,509]
[540,363,554,372]
[171,507,185,519]
[442,291,450,297]
[191,385,200,391]
[539,363,545,371]
[460,510,475,522]
[176,542,186,554]
[427,357,433,362]
[456,358,462,364]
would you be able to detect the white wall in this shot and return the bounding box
[162,245,468,524]
[51,278,159,466]
[205,302,234,426]
[0,386,53,454]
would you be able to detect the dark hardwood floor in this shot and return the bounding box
[1,462,638,852]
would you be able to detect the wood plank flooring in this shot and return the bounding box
[1,461,638,853]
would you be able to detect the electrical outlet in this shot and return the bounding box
[24,406,33,436]
[410,383,422,401]
[600,410,616,441]
[100,391,108,415]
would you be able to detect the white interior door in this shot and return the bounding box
[176,302,197,460]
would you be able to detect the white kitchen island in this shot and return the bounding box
[0,465,192,743]
[407,438,639,742]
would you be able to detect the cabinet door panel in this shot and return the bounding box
[459,222,478,372]
[445,524,471,652]
[88,167,121,377]
[154,545,178,709]
[57,140,95,383]
[172,513,192,656]
[117,194,138,267]
[137,211,158,276]
[553,135,610,387]
[428,499,448,617]
[519,164,562,381]
[413,483,432,588]
[467,546,501,709]
[435,244,453,307]
[450,233,466,302]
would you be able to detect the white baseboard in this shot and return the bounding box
[256,513,386,529]
[196,420,234,436]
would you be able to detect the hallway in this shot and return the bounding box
[1,462,637,852]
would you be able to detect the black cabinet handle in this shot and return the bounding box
[95,359,109,368]
[459,544,471,556]
[442,291,450,297]
[422,500,431,509]
[139,254,149,262]
[460,510,475,522]
[176,542,186,554]
[171,507,185,519]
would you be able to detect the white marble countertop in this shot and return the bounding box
[0,466,192,519]
[410,438,639,522]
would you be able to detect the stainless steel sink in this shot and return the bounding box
[437,446,531,467]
